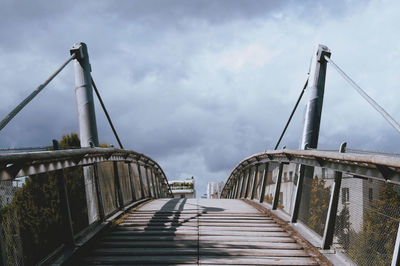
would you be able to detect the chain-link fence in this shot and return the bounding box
[277,163,297,214]
[0,180,23,266]
[0,149,171,266]
[297,166,334,236]
[333,176,399,265]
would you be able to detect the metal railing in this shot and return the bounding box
[221,148,400,266]
[0,147,172,265]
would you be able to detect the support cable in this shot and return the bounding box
[325,55,400,134]
[274,78,309,150]
[0,54,76,131]
[91,77,124,149]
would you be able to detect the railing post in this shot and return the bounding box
[144,166,153,198]
[136,163,145,199]
[291,164,306,223]
[127,162,136,202]
[153,172,159,198]
[151,169,159,198]
[229,183,235,199]
[272,163,284,210]
[233,177,239,198]
[52,140,75,247]
[70,42,100,224]
[238,172,246,198]
[113,162,124,208]
[392,224,400,266]
[93,163,105,220]
[244,168,252,198]
[250,165,259,200]
[322,142,346,249]
[56,170,75,247]
[298,44,331,219]
[259,163,269,203]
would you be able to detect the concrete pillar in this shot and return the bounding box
[70,42,100,224]
[293,44,331,223]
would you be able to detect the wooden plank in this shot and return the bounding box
[91,247,198,256]
[199,248,309,257]
[199,241,302,250]
[83,255,198,264]
[96,241,302,250]
[199,236,295,243]
[97,240,198,248]
[108,230,288,237]
[199,256,319,265]
[77,199,320,265]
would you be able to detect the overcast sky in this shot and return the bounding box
[1,0,400,195]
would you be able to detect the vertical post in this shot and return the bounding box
[272,163,284,210]
[238,171,246,198]
[156,174,162,198]
[295,44,331,222]
[113,162,124,208]
[322,142,346,249]
[229,183,234,199]
[52,140,75,246]
[151,169,159,198]
[70,42,99,147]
[250,165,259,200]
[93,163,105,221]
[300,44,330,150]
[137,163,145,199]
[233,177,239,198]
[291,165,306,223]
[70,42,100,223]
[244,168,252,198]
[259,163,269,203]
[127,163,137,202]
[144,166,153,198]
[56,169,75,246]
[154,172,160,198]
[392,224,400,266]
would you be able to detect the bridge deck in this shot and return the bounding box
[79,199,319,265]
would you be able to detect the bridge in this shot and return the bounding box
[0,43,399,265]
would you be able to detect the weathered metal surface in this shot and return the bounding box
[222,148,400,197]
[0,148,173,197]
[78,199,320,265]
[71,42,99,148]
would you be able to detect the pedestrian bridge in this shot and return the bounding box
[0,43,400,265]
[1,147,399,265]
[77,198,324,265]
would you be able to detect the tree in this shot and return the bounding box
[348,183,400,265]
[0,133,89,265]
[59,133,80,148]
[334,204,350,250]
[307,176,331,236]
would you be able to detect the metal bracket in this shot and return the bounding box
[4,163,25,180]
[105,152,115,160]
[72,154,87,165]
[376,164,394,180]
[284,153,293,161]
[315,157,325,167]
[70,43,85,61]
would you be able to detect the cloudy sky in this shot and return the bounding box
[1,0,400,195]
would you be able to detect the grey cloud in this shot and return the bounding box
[0,0,396,197]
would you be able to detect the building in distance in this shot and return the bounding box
[207,181,224,199]
[169,177,196,198]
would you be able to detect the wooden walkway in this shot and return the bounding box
[79,199,319,265]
